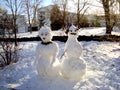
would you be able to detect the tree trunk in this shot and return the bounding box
[102,0,112,34]
[14,27,17,46]
[29,23,32,33]
[77,0,80,28]
[13,18,17,46]
[104,8,112,34]
[28,12,32,33]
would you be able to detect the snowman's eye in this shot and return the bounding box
[75,29,79,32]
[41,33,43,36]
[70,30,72,32]
[45,32,48,36]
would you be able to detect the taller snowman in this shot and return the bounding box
[60,25,86,81]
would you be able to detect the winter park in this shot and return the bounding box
[0,0,120,90]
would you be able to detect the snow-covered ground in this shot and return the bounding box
[0,41,120,90]
[79,27,106,36]
[0,27,120,90]
[17,27,120,38]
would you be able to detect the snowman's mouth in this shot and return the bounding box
[41,41,52,45]
[70,33,77,35]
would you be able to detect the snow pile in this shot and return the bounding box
[79,27,106,36]
[0,41,120,90]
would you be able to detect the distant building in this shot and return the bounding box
[0,14,27,34]
[16,15,27,33]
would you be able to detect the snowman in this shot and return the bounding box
[35,25,60,79]
[60,25,86,81]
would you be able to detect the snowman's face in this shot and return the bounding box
[39,26,53,42]
[68,25,79,36]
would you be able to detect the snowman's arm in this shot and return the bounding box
[50,43,59,66]
[36,44,41,58]
[34,44,41,65]
[60,49,67,59]
[60,44,68,59]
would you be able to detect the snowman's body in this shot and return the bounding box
[60,25,86,81]
[65,36,83,57]
[35,26,60,79]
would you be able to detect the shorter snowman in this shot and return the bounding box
[35,25,60,79]
[60,25,86,81]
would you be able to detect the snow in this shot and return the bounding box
[0,41,120,90]
[79,27,106,36]
[17,27,120,38]
[17,31,38,38]
[0,27,120,90]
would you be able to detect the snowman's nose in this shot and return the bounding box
[43,37,45,40]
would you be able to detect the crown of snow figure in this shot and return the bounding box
[68,25,79,35]
[69,25,77,31]
[38,25,53,42]
[39,25,51,34]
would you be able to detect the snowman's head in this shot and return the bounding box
[39,25,53,43]
[68,25,79,36]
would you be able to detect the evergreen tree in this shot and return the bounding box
[50,5,63,30]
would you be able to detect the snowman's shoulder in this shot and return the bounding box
[72,42,83,49]
[51,41,58,47]
[76,41,82,46]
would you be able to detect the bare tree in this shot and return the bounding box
[101,0,111,34]
[74,0,89,28]
[22,0,43,33]
[22,0,32,33]
[32,0,43,26]
[0,13,18,68]
[61,0,68,28]
[4,0,23,46]
[100,0,120,34]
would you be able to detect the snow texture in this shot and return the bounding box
[0,27,120,90]
[0,41,120,90]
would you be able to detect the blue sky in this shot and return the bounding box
[0,1,6,9]
[0,0,53,8]
[0,0,52,8]
[42,0,52,6]
[0,0,53,14]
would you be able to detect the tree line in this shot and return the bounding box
[50,0,120,34]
